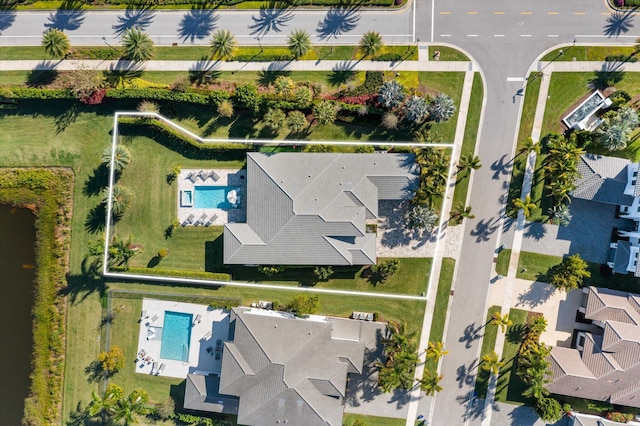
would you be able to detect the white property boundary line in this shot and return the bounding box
[103,111,455,301]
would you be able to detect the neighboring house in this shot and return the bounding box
[547,286,640,408]
[224,152,419,266]
[184,307,383,426]
[573,154,640,276]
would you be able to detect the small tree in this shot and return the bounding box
[378,80,405,109]
[292,86,313,108]
[512,195,536,219]
[97,346,125,376]
[449,204,474,224]
[481,351,505,375]
[210,29,237,61]
[287,294,320,315]
[286,110,307,133]
[535,397,564,423]
[548,254,591,292]
[382,112,399,129]
[419,371,444,396]
[263,108,286,132]
[490,312,513,333]
[41,28,70,59]
[104,185,133,217]
[370,259,399,283]
[359,31,383,58]
[217,99,234,118]
[274,76,296,99]
[404,95,429,124]
[235,84,262,114]
[519,137,541,156]
[103,144,132,173]
[406,204,438,234]
[457,154,482,173]
[429,94,456,123]
[313,266,334,281]
[426,341,449,361]
[313,101,337,125]
[121,27,155,62]
[287,28,312,59]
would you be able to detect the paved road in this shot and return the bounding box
[0,4,413,46]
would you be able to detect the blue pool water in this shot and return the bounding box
[160,311,192,362]
[194,186,236,209]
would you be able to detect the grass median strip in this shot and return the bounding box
[495,308,529,404]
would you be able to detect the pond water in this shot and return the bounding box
[0,204,36,425]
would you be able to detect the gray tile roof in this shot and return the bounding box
[224,153,418,265]
[183,374,239,415]
[216,307,372,426]
[573,154,634,205]
[613,240,632,275]
[547,287,640,408]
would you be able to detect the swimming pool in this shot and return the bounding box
[160,311,192,362]
[194,186,237,209]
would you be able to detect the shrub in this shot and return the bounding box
[404,95,429,124]
[234,83,262,113]
[429,93,456,123]
[112,266,231,281]
[292,86,313,108]
[80,88,107,105]
[263,108,286,132]
[313,266,334,280]
[287,295,320,315]
[154,398,175,420]
[217,99,234,118]
[378,80,405,109]
[313,101,337,125]
[97,346,125,375]
[106,88,217,105]
[607,412,634,422]
[587,401,613,412]
[158,248,169,258]
[304,144,335,152]
[10,87,74,99]
[355,144,375,153]
[286,110,307,133]
[258,265,285,276]
[137,100,160,113]
[382,111,399,129]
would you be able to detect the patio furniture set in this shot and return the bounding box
[205,339,224,360]
[185,170,221,184]
[181,212,218,227]
[136,349,165,376]
[351,312,375,321]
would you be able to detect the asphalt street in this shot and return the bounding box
[1,1,640,425]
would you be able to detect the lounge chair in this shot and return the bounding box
[196,213,207,225]
[182,213,195,227]
[151,361,158,374]
[204,214,218,227]
[209,170,221,182]
[156,363,165,376]
[202,330,212,340]
[149,314,159,323]
[140,310,147,320]
[198,170,208,181]
[193,314,202,325]
[186,172,197,183]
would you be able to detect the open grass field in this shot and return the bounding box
[452,72,483,209]
[475,305,500,399]
[494,308,530,404]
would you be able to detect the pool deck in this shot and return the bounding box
[177,168,246,227]
[136,298,230,379]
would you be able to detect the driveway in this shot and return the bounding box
[521,199,634,263]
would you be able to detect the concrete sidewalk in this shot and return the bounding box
[0,58,474,72]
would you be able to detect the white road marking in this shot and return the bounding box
[440,34,452,37]
[520,34,532,37]
[547,34,559,37]
[467,34,479,37]
[494,34,505,37]
[507,77,525,81]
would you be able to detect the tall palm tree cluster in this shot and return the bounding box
[102,144,133,219]
[413,147,450,208]
[542,133,584,210]
[377,320,419,392]
[594,105,639,151]
[87,383,151,425]
[377,81,457,126]
[514,315,564,422]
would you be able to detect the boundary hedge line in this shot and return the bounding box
[0,168,73,426]
[110,266,231,282]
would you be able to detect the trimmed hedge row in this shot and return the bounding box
[32,0,397,6]
[111,266,231,282]
[106,88,230,105]
[0,168,74,426]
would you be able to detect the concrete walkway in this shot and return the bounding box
[0,57,474,72]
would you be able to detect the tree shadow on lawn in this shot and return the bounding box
[61,270,107,306]
[257,70,291,87]
[83,163,110,197]
[85,203,107,234]
[66,401,104,426]
[506,323,528,344]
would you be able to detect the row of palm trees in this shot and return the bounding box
[41,25,386,62]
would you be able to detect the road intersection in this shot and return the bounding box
[2,1,640,424]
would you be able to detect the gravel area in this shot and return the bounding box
[375,200,464,259]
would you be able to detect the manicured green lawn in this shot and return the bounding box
[507,73,541,209]
[494,308,530,404]
[425,258,455,373]
[428,46,470,61]
[515,251,562,281]
[343,413,406,426]
[495,249,511,277]
[541,46,635,62]
[475,305,501,399]
[0,45,418,61]
[418,72,466,143]
[452,72,483,209]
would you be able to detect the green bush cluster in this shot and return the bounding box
[47,0,395,6]
[9,87,75,99]
[106,88,229,105]
[112,266,231,281]
[0,168,74,426]
[68,47,124,60]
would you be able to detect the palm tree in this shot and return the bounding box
[104,185,133,217]
[87,383,123,421]
[313,101,337,125]
[426,341,449,362]
[121,27,155,62]
[513,195,536,219]
[288,28,312,59]
[518,137,541,156]
[481,351,505,375]
[112,389,150,425]
[420,371,444,396]
[359,31,383,59]
[287,110,307,134]
[522,376,550,400]
[103,144,132,173]
[457,154,482,173]
[263,108,286,132]
[490,312,513,333]
[41,28,70,59]
[449,203,475,223]
[210,29,237,61]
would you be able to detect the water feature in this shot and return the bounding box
[0,204,36,425]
